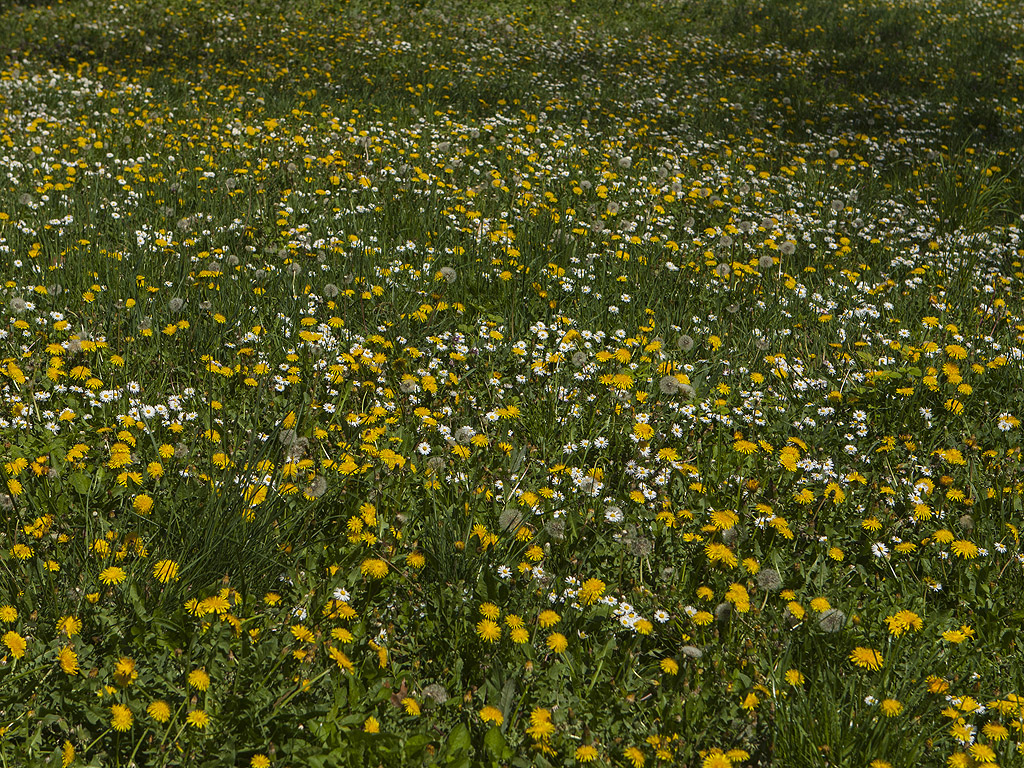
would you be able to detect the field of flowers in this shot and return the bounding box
[1,0,1023,765]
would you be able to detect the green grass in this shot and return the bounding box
[0,0,1023,766]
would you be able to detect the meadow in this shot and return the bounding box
[1,0,1023,765]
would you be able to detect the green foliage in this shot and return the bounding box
[0,0,1023,766]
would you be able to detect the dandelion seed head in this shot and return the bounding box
[819,608,846,633]
[714,602,732,623]
[756,568,782,592]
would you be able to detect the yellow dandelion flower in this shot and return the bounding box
[147,700,171,723]
[328,646,354,673]
[660,658,679,675]
[56,615,82,637]
[3,630,27,659]
[793,488,815,505]
[578,578,606,604]
[957,696,980,713]
[633,422,654,440]
[58,645,79,675]
[329,626,354,644]
[132,494,154,514]
[0,605,16,623]
[99,566,126,586]
[114,656,138,686]
[110,704,133,732]
[881,699,903,717]
[850,647,884,671]
[198,595,230,615]
[710,509,739,530]
[363,716,380,733]
[479,602,500,620]
[186,709,209,729]
[526,708,555,740]
[778,446,800,472]
[510,627,530,644]
[926,675,950,693]
[402,698,420,716]
[575,744,598,762]
[950,722,975,744]
[538,610,560,628]
[546,632,568,653]
[360,558,389,579]
[950,540,979,559]
[982,722,1008,740]
[702,750,732,768]
[153,559,180,583]
[809,597,831,613]
[476,619,501,643]
[969,743,996,762]
[188,668,211,691]
[933,529,955,544]
[479,705,504,725]
[692,611,714,626]
[784,669,805,686]
[250,756,271,768]
[704,542,738,568]
[733,439,758,455]
[885,610,923,637]
[624,746,646,767]
[405,551,426,569]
